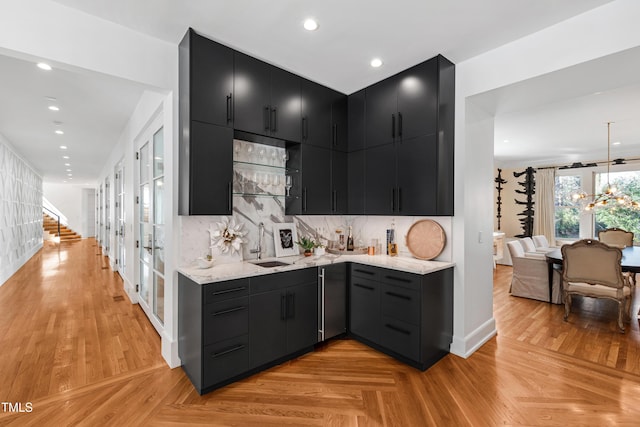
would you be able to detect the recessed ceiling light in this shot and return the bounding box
[504,139,509,143]
[66,169,72,172]
[55,130,64,135]
[613,141,622,145]
[48,105,60,111]
[63,155,69,159]
[64,163,70,166]
[37,62,52,71]
[303,18,318,31]
[60,145,67,150]
[370,58,383,68]
[67,173,73,176]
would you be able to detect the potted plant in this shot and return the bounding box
[296,236,317,257]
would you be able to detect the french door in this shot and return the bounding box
[115,162,126,277]
[137,117,165,329]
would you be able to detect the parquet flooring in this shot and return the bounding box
[1,240,640,426]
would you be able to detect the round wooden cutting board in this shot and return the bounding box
[406,219,446,260]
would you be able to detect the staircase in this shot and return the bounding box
[43,213,81,241]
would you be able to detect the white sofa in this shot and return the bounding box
[506,240,562,304]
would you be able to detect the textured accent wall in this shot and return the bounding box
[0,137,43,286]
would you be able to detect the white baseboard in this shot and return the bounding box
[449,317,497,358]
[162,333,181,369]
[0,242,43,287]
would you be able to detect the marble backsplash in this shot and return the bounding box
[179,139,452,267]
[179,206,452,266]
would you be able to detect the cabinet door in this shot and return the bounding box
[233,52,271,136]
[331,150,347,214]
[190,31,234,127]
[301,79,332,148]
[347,150,365,214]
[331,93,348,152]
[365,77,397,148]
[249,290,287,368]
[349,277,380,343]
[396,58,438,141]
[187,122,232,215]
[396,134,437,215]
[270,67,301,142]
[347,89,366,152]
[364,144,396,215]
[301,145,331,214]
[286,282,318,354]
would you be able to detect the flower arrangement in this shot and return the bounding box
[210,216,246,255]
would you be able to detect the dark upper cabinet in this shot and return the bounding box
[179,29,234,215]
[364,144,396,215]
[396,135,438,215]
[300,145,332,214]
[395,59,438,142]
[332,150,347,214]
[365,77,397,148]
[347,89,366,152]
[301,79,332,147]
[347,150,365,214]
[179,121,233,215]
[187,30,234,127]
[365,57,440,148]
[357,55,455,216]
[234,52,301,142]
[331,92,348,152]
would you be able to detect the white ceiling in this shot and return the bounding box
[0,0,626,184]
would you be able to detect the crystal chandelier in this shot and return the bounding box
[573,122,640,211]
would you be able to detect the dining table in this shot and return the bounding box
[545,245,640,303]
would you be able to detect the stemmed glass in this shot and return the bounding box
[246,144,254,162]
[233,140,242,160]
[285,175,292,197]
[282,150,289,168]
[270,148,278,166]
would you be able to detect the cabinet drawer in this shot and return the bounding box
[380,270,421,289]
[205,278,250,304]
[351,264,379,280]
[250,268,316,294]
[204,297,248,345]
[203,335,249,387]
[381,283,420,325]
[380,316,420,362]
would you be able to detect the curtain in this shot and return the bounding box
[533,168,556,246]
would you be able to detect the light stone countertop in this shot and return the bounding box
[178,253,455,285]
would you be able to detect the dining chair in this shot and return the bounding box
[532,235,559,251]
[506,240,562,303]
[561,239,632,333]
[520,237,555,254]
[598,227,634,248]
[598,228,636,287]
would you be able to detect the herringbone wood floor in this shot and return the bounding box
[1,239,640,426]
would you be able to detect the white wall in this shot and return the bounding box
[451,0,640,357]
[0,134,43,287]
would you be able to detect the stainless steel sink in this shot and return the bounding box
[252,260,290,268]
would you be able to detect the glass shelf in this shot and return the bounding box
[232,192,285,198]
[233,160,298,174]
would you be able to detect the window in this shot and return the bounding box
[593,170,640,244]
[554,175,581,239]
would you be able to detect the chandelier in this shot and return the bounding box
[572,122,640,211]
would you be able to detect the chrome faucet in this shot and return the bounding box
[250,222,265,259]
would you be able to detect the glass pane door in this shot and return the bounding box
[137,125,165,327]
[115,164,126,276]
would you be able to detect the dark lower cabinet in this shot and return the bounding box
[349,266,381,343]
[179,274,250,394]
[348,264,453,371]
[249,268,317,369]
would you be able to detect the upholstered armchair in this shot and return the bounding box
[561,239,632,333]
[506,240,562,303]
[532,235,560,251]
[520,237,555,254]
[598,228,634,248]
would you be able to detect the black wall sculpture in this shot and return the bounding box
[514,167,535,238]
[494,169,507,230]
